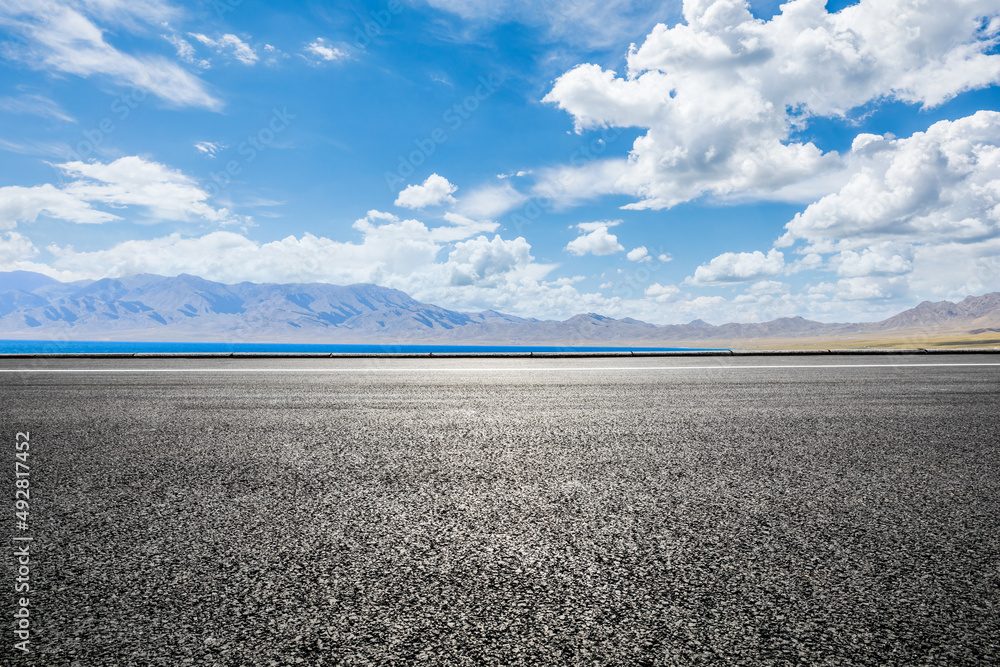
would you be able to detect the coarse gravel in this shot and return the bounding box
[2,356,999,666]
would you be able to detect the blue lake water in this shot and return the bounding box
[0,340,718,354]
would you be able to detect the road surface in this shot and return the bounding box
[2,355,998,665]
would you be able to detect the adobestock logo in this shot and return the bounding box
[352,0,404,52]
[384,74,504,191]
[204,107,296,197]
[64,88,148,163]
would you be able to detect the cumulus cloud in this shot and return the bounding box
[0,231,38,262]
[808,277,906,301]
[542,0,1000,209]
[394,174,458,209]
[672,108,1000,310]
[0,0,220,110]
[565,223,625,256]
[0,157,244,229]
[671,111,1000,308]
[448,235,533,286]
[627,246,651,262]
[834,244,914,278]
[779,111,1000,253]
[644,282,680,300]
[687,249,785,285]
[762,111,1000,301]
[305,38,348,63]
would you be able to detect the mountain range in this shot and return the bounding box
[2,271,999,348]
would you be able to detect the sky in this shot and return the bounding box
[0,0,999,325]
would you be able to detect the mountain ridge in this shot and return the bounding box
[1,271,998,346]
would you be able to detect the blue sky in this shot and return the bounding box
[1,0,999,324]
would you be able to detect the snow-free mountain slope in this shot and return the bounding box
[0,272,997,344]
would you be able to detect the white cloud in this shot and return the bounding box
[788,252,823,273]
[0,231,38,262]
[545,275,586,286]
[352,209,497,245]
[0,137,75,159]
[627,246,651,262]
[61,157,246,225]
[261,44,286,66]
[0,0,220,110]
[834,244,914,278]
[415,0,672,50]
[37,224,559,318]
[165,33,194,60]
[46,222,442,287]
[779,111,1000,253]
[0,231,79,280]
[0,92,74,122]
[687,249,785,285]
[41,214,545,305]
[565,224,625,256]
[498,170,534,179]
[0,157,244,229]
[668,112,1000,314]
[532,158,631,209]
[908,238,1000,300]
[73,0,180,29]
[395,174,458,209]
[455,182,528,219]
[25,215,998,326]
[194,141,224,157]
[542,0,1000,210]
[763,111,1000,302]
[0,183,119,229]
[305,38,347,63]
[830,277,900,301]
[746,280,788,295]
[437,212,499,241]
[448,235,533,286]
[188,33,257,66]
[644,282,680,300]
[576,219,622,232]
[164,33,208,69]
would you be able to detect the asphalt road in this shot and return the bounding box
[2,355,999,665]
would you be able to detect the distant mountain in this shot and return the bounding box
[0,270,62,293]
[0,272,532,342]
[872,293,1000,330]
[0,271,998,346]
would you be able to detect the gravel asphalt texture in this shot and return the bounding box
[2,355,999,666]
